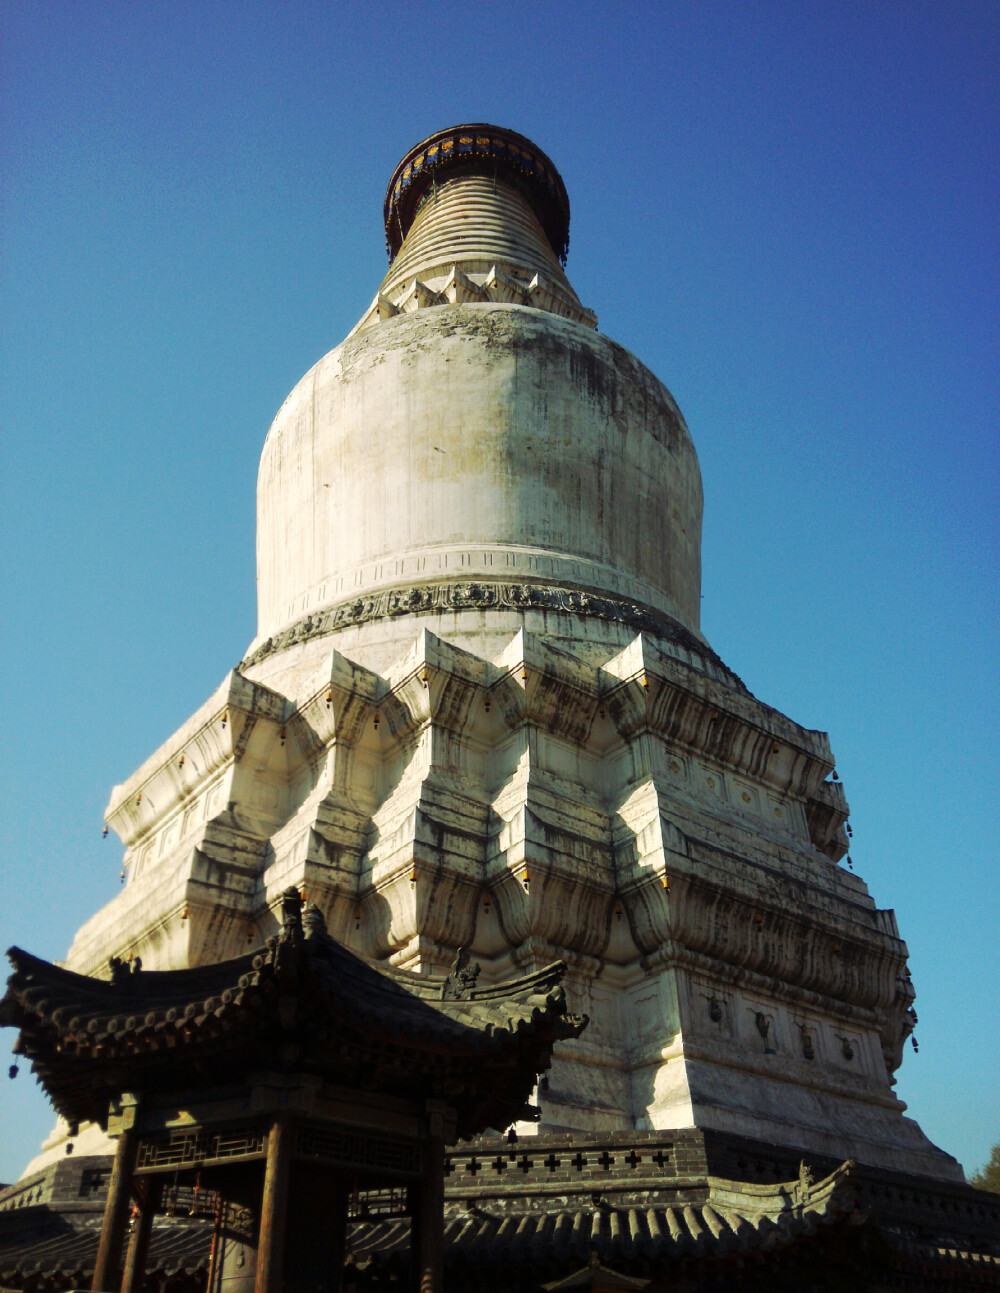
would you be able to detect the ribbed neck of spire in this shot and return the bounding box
[384,173,575,296]
[351,174,596,336]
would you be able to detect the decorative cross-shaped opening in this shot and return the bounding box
[652,1150,671,1168]
[597,1151,615,1170]
[625,1150,641,1168]
[465,1157,481,1176]
[571,1153,588,1170]
[491,1156,507,1173]
[544,1154,560,1172]
[79,1169,106,1197]
[517,1155,532,1174]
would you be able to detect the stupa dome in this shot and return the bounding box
[251,125,704,676]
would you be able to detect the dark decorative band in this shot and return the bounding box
[384,124,571,264]
[239,579,744,690]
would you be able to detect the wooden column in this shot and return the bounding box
[254,1112,293,1293]
[120,1179,160,1293]
[413,1137,445,1293]
[284,1167,347,1293]
[407,1181,423,1293]
[204,1202,221,1293]
[92,1128,138,1292]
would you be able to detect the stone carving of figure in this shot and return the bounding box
[754,1011,776,1055]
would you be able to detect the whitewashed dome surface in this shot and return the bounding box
[251,125,705,676]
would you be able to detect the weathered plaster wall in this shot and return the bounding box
[254,307,703,649]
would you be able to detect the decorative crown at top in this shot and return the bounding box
[384,124,571,265]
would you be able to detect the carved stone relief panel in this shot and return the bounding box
[690,976,733,1039]
[665,751,688,782]
[743,1002,781,1056]
[159,817,179,857]
[832,1027,865,1073]
[697,763,725,804]
[793,1018,819,1062]
[207,780,226,818]
[732,778,760,814]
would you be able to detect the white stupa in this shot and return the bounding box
[57,125,959,1182]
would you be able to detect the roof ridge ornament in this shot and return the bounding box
[278,887,304,945]
[442,947,481,1001]
[107,955,141,988]
[301,902,328,941]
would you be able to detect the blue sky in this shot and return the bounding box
[1,1,997,1182]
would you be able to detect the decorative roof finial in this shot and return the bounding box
[279,887,304,943]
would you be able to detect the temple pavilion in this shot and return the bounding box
[1,889,586,1292]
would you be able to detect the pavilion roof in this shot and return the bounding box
[0,890,587,1139]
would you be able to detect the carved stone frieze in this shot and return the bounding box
[239,579,742,688]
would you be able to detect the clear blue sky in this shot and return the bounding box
[1,1,997,1183]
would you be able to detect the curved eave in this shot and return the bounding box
[1,939,586,1137]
